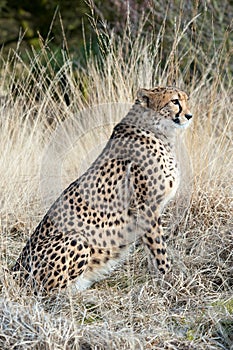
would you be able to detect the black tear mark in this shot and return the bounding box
[143,95,150,108]
[175,100,182,118]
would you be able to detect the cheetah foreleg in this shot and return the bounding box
[139,208,171,275]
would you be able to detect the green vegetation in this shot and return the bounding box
[0,1,232,349]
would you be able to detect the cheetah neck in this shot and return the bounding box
[120,104,177,146]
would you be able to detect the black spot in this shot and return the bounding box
[37,245,43,252]
[146,236,153,244]
[48,278,55,286]
[55,245,62,251]
[71,239,77,246]
[69,269,75,276]
[40,274,45,282]
[92,258,100,265]
[159,267,166,274]
[156,195,163,203]
[151,204,157,212]
[55,232,63,241]
[73,253,80,262]
[69,274,77,280]
[118,232,124,239]
[78,260,85,269]
[48,261,55,269]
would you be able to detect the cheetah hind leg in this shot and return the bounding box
[71,246,129,292]
[36,234,91,293]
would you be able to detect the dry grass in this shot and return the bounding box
[0,8,232,350]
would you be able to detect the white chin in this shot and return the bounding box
[174,121,190,129]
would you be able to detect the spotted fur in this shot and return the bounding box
[12,86,192,293]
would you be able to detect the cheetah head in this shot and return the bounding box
[137,86,192,129]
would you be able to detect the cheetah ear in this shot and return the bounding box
[136,88,153,108]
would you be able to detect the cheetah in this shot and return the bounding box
[12,86,192,293]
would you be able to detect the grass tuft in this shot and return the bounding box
[0,7,232,350]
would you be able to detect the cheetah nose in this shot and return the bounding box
[185,113,192,120]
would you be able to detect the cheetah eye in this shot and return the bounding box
[171,99,179,105]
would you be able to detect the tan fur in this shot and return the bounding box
[12,86,192,293]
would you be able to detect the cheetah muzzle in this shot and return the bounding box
[12,86,192,294]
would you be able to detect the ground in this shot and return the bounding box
[1,144,232,349]
[0,12,232,349]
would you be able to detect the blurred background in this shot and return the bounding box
[0,3,232,349]
[0,0,232,69]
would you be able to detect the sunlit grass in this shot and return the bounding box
[0,6,232,350]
